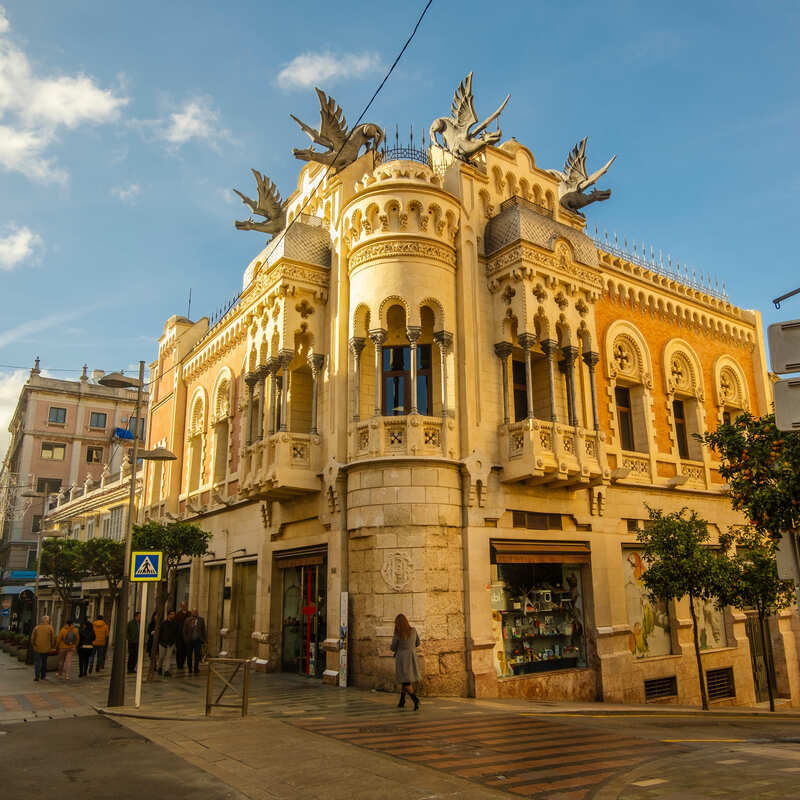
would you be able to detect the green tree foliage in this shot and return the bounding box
[40,538,87,619]
[701,412,800,539]
[717,528,796,711]
[82,538,125,602]
[637,507,725,710]
[132,521,210,676]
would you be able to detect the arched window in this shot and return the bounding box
[381,304,433,416]
[714,357,749,426]
[664,342,705,461]
[187,393,205,492]
[212,377,231,484]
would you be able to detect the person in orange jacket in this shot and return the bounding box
[56,619,79,679]
[90,614,110,673]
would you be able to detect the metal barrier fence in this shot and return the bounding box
[205,657,250,717]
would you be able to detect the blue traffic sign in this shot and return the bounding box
[130,551,163,581]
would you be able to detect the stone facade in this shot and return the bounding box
[139,129,800,707]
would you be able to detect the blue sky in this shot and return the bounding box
[1,1,799,452]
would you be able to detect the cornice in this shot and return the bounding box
[487,241,603,289]
[348,237,456,270]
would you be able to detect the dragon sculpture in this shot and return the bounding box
[429,72,510,162]
[233,169,287,236]
[291,89,384,171]
[546,137,616,214]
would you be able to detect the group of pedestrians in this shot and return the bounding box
[125,602,207,676]
[29,614,109,681]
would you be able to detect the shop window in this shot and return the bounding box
[382,344,432,416]
[615,386,635,451]
[623,549,671,658]
[512,359,528,422]
[673,400,690,459]
[89,411,107,429]
[41,442,66,460]
[48,407,66,424]
[87,446,103,463]
[512,511,562,530]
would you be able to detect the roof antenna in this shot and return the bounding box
[187,288,192,320]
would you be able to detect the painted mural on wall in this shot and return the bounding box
[623,550,672,658]
[693,597,726,651]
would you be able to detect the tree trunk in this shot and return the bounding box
[688,593,709,710]
[758,609,775,712]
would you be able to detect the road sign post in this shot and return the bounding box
[130,551,162,708]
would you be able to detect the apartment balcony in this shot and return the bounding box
[499,419,609,486]
[349,414,450,462]
[239,431,322,499]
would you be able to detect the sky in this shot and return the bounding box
[1,0,799,456]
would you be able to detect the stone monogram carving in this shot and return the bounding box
[380,549,413,591]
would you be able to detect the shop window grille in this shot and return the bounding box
[644,675,677,702]
[706,667,735,700]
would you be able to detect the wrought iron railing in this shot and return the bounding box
[377,145,431,167]
[197,292,242,346]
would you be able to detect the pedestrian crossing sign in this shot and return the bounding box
[130,551,163,581]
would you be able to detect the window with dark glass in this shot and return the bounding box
[382,344,432,416]
[673,399,690,459]
[615,386,635,451]
[512,359,528,422]
[32,515,42,533]
[87,446,103,463]
[89,411,107,428]
[48,407,66,424]
[36,477,61,495]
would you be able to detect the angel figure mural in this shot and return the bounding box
[233,170,287,236]
[291,89,384,171]
[546,137,616,214]
[429,72,510,162]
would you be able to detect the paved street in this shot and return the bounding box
[3,650,800,798]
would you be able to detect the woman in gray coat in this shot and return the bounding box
[390,613,420,710]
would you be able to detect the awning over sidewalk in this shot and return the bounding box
[1,585,35,595]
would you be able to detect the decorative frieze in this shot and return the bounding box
[348,238,456,270]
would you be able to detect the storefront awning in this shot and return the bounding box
[1,584,36,596]
[491,540,590,565]
[273,545,327,569]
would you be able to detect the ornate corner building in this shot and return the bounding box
[143,80,799,707]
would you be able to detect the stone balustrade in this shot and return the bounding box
[349,415,448,461]
[239,431,322,498]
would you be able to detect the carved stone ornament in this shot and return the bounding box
[429,72,510,162]
[234,170,287,236]
[291,88,385,171]
[613,340,635,376]
[348,239,455,269]
[546,137,616,214]
[380,549,413,591]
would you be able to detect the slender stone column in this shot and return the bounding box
[256,364,268,441]
[434,331,453,418]
[369,329,387,417]
[278,349,293,432]
[244,372,258,445]
[560,346,579,427]
[406,326,422,414]
[348,337,366,422]
[539,339,559,423]
[309,353,325,436]
[266,357,279,435]
[582,351,600,431]
[494,342,513,425]
[518,332,537,420]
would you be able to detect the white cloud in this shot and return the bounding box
[0,368,27,458]
[0,7,128,182]
[0,225,43,270]
[111,183,141,203]
[0,305,101,350]
[277,50,381,90]
[154,96,230,151]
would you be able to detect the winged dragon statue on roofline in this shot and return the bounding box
[429,72,510,162]
[233,169,287,235]
[546,137,616,214]
[291,88,384,171]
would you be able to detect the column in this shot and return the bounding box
[434,331,453,418]
[369,329,387,417]
[518,332,536,420]
[539,339,559,423]
[267,357,279,435]
[278,349,293,432]
[256,364,268,441]
[309,353,325,436]
[406,326,422,414]
[348,337,366,422]
[244,373,258,445]
[494,342,513,425]
[559,346,579,427]
[582,351,600,431]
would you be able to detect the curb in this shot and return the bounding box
[95,706,209,722]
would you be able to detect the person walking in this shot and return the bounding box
[56,619,79,680]
[90,614,109,673]
[157,610,178,676]
[182,608,206,674]
[30,615,56,682]
[126,611,141,673]
[390,613,421,711]
[174,602,189,673]
[77,619,95,677]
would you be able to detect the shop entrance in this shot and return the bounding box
[232,562,257,659]
[745,614,775,703]
[205,565,225,657]
[277,550,327,677]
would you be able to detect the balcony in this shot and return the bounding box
[349,415,449,461]
[239,432,322,498]
[499,419,609,486]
